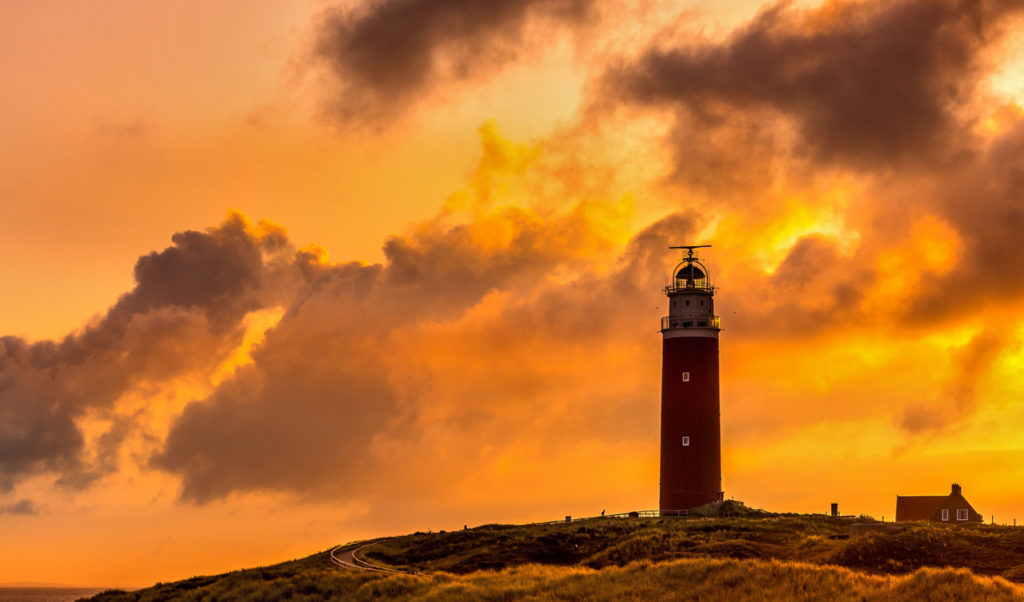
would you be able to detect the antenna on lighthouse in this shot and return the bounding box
[667,245,713,292]
[669,244,711,261]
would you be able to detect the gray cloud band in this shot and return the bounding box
[312,0,595,125]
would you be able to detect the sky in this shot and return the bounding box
[2,0,1024,589]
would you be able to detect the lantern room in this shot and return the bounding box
[669,260,711,292]
[662,245,720,331]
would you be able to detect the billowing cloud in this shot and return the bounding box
[604,0,1024,184]
[11,0,1024,589]
[705,102,1024,345]
[6,0,1024,522]
[312,0,595,124]
[153,181,677,501]
[581,0,1024,345]
[0,215,292,492]
[907,108,1024,323]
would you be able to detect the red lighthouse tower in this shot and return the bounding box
[660,245,723,514]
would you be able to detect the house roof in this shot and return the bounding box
[896,495,947,521]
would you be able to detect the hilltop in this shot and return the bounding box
[86,503,1024,600]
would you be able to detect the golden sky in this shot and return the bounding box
[2,0,1024,588]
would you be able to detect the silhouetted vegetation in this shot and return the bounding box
[85,507,1024,601]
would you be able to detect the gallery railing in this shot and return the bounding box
[661,315,721,330]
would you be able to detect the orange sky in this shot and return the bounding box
[2,0,1024,588]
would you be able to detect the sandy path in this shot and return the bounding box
[330,541,422,575]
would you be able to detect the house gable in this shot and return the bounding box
[931,492,983,523]
[895,483,983,523]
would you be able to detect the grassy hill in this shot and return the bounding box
[86,503,1024,600]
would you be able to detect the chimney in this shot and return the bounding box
[951,483,962,495]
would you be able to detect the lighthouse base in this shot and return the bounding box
[659,491,724,516]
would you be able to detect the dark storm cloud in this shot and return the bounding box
[591,0,1024,438]
[703,112,1024,345]
[152,204,696,503]
[725,106,1024,338]
[586,0,1024,344]
[0,214,290,492]
[313,0,594,124]
[152,259,398,502]
[605,0,1024,176]
[906,109,1024,323]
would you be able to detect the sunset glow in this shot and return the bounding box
[3,0,1024,589]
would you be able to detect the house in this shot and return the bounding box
[895,483,983,523]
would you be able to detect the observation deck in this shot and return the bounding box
[664,281,716,295]
[661,315,721,330]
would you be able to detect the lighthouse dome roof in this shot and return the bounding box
[676,265,706,280]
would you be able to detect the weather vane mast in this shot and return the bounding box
[669,244,711,261]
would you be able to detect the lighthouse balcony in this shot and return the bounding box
[661,315,721,330]
[663,315,720,329]
[664,282,715,295]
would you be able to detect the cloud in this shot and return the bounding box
[604,0,1024,181]
[312,0,595,125]
[0,214,293,492]
[48,107,1024,509]
[9,1,1024,515]
[578,0,1024,442]
[0,499,38,515]
[708,104,1024,340]
[719,234,870,339]
[577,0,1024,348]
[899,328,1009,434]
[145,118,707,503]
[153,202,668,502]
[906,107,1024,323]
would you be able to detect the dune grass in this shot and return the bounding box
[361,514,1024,580]
[86,511,1024,601]
[89,555,1024,601]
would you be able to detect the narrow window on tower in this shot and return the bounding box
[682,372,690,382]
[681,436,690,446]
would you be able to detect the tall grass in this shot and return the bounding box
[363,515,1024,582]
[88,514,1024,600]
[89,556,1024,601]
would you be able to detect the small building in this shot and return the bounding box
[895,483,983,523]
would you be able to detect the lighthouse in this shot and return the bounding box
[659,245,723,514]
